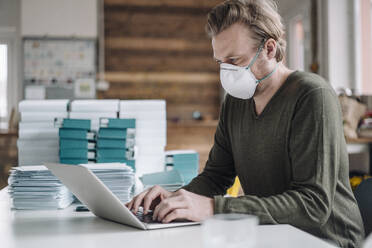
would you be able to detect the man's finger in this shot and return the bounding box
[142,186,163,214]
[132,191,148,214]
[153,196,185,221]
[126,200,133,210]
[162,209,189,223]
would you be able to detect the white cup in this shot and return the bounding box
[202,213,259,248]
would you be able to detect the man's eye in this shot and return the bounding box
[229,58,239,65]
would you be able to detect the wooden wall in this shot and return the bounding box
[102,0,223,120]
[0,132,17,189]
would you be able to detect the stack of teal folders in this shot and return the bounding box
[96,118,136,170]
[165,150,199,184]
[57,119,96,164]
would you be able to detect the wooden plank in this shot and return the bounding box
[105,0,221,9]
[99,93,219,104]
[105,54,217,72]
[103,72,219,84]
[99,88,220,104]
[105,37,211,52]
[166,104,220,120]
[104,11,209,39]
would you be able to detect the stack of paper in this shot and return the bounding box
[18,100,69,165]
[119,100,166,176]
[80,163,135,203]
[56,118,96,164]
[69,100,119,131]
[8,165,74,210]
[165,150,199,184]
[96,118,136,170]
[141,170,184,192]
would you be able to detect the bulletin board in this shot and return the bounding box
[23,38,96,90]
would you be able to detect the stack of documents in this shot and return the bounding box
[119,100,166,176]
[165,150,199,184]
[57,118,96,164]
[96,118,136,170]
[69,100,119,131]
[141,170,184,192]
[18,100,69,165]
[80,163,135,203]
[8,165,74,210]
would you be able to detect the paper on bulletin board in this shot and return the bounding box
[74,78,96,98]
[25,85,46,99]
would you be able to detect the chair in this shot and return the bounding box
[354,178,372,236]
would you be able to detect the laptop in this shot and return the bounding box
[44,163,199,230]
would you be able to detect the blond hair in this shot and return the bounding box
[206,0,286,62]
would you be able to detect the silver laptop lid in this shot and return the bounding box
[44,163,145,230]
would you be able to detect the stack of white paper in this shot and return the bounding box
[8,165,74,210]
[70,100,119,131]
[18,100,69,165]
[79,163,135,203]
[119,100,167,176]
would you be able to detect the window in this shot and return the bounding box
[289,16,305,71]
[358,0,372,94]
[0,44,7,120]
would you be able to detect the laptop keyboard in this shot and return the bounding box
[135,210,161,224]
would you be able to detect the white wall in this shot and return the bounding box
[21,0,97,38]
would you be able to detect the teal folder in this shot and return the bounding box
[59,139,96,149]
[181,171,198,184]
[60,148,96,159]
[98,128,127,139]
[96,148,126,159]
[172,153,199,163]
[95,157,135,170]
[97,138,126,149]
[141,170,184,186]
[59,128,95,140]
[172,161,199,171]
[100,118,136,129]
[62,119,91,130]
[60,158,89,165]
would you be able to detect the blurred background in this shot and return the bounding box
[1,0,372,190]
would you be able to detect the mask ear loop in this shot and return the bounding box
[245,41,266,70]
[256,62,279,83]
[248,39,279,84]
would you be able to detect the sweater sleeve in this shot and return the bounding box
[213,88,342,229]
[182,96,236,197]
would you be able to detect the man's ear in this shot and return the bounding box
[264,38,277,60]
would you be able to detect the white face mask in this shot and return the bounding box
[219,44,278,99]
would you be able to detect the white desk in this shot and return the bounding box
[0,188,338,248]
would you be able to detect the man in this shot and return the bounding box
[127,0,364,247]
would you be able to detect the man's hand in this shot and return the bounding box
[152,189,214,223]
[126,185,173,214]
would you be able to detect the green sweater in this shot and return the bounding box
[183,71,364,248]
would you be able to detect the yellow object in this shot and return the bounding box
[350,175,372,190]
[227,177,241,197]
